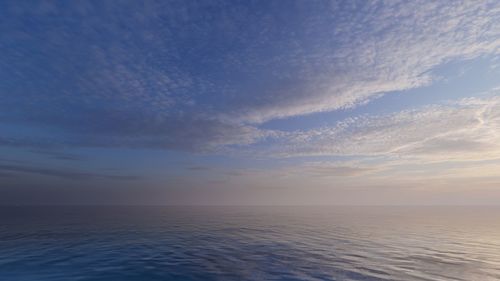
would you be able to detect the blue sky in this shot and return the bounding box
[1,0,500,205]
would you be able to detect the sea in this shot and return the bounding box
[1,206,499,281]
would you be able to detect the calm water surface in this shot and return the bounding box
[1,206,499,281]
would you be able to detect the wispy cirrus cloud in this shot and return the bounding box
[223,0,500,123]
[278,162,379,178]
[258,96,500,163]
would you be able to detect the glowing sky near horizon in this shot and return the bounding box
[1,0,500,205]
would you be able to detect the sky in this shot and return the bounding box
[1,0,500,205]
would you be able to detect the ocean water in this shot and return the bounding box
[1,206,499,281]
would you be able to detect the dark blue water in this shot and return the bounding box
[1,206,499,281]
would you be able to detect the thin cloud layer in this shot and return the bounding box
[0,164,140,181]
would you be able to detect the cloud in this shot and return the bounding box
[1,1,499,153]
[30,150,84,161]
[260,96,500,163]
[185,165,212,171]
[283,162,378,178]
[0,171,14,178]
[221,0,500,123]
[0,164,140,181]
[0,116,275,152]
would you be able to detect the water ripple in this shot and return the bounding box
[1,206,499,280]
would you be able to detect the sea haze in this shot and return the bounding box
[1,206,499,281]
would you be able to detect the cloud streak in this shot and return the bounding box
[0,164,140,182]
[253,96,500,164]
